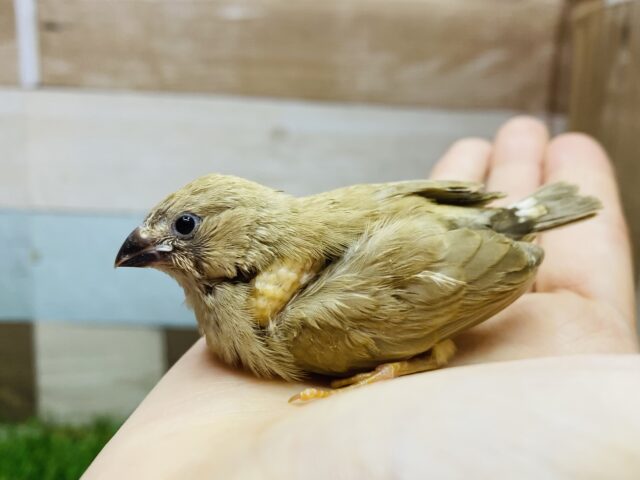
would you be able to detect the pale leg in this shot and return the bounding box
[289,339,456,403]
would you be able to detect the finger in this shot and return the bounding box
[486,116,548,205]
[430,138,492,182]
[537,133,635,322]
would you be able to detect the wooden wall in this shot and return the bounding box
[569,1,640,273]
[0,88,518,421]
[35,0,565,110]
[0,0,18,84]
[1,0,637,423]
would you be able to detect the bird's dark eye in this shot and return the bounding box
[173,213,200,238]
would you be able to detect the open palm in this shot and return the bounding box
[85,118,640,479]
[436,119,637,365]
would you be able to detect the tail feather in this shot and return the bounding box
[491,182,602,238]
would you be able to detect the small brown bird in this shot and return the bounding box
[115,175,600,401]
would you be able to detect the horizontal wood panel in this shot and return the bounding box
[0,93,29,208]
[35,322,164,422]
[0,88,518,212]
[0,211,193,325]
[38,0,564,110]
[0,212,32,319]
[0,87,521,328]
[0,0,18,85]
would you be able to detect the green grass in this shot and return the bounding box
[0,418,121,480]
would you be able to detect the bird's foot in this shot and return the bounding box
[288,340,457,403]
[288,363,402,403]
[288,387,335,403]
[330,363,400,388]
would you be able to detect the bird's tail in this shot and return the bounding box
[490,182,602,238]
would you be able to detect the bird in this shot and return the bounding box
[114,174,601,402]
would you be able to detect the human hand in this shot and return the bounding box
[84,118,640,479]
[430,117,638,364]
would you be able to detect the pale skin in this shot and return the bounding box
[84,117,640,479]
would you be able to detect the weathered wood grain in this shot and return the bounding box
[569,0,640,276]
[38,0,564,110]
[0,88,529,329]
[0,88,518,212]
[165,327,201,369]
[0,322,35,422]
[35,322,165,423]
[0,91,28,208]
[0,0,18,84]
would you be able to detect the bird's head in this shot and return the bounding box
[115,174,290,287]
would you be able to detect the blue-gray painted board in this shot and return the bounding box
[0,212,33,318]
[0,210,193,326]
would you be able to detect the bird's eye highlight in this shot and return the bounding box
[173,213,200,237]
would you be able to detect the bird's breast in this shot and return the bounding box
[190,281,302,380]
[249,257,324,328]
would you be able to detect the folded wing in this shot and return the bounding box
[284,216,541,375]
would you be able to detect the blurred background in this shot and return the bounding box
[0,0,638,475]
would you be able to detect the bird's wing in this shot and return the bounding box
[315,180,503,208]
[380,180,504,205]
[283,216,541,376]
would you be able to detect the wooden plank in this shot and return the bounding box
[569,1,640,278]
[0,322,36,422]
[38,0,564,111]
[0,87,526,329]
[35,322,165,423]
[0,92,29,209]
[27,212,192,325]
[0,212,31,320]
[165,327,201,369]
[0,0,18,84]
[0,88,518,212]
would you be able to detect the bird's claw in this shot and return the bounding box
[288,387,334,403]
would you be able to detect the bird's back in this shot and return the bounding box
[296,180,505,257]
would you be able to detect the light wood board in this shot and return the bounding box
[35,322,165,423]
[0,87,520,212]
[38,0,564,110]
[0,0,18,85]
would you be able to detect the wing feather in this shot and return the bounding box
[283,216,541,375]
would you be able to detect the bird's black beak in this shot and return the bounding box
[114,228,169,268]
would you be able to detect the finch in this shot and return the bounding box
[115,175,600,401]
